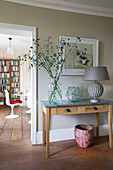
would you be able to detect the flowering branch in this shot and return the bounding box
[18,36,81,80]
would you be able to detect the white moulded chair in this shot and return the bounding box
[26,89,31,114]
[4,90,22,119]
[26,89,31,124]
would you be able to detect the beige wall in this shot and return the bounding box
[0,1,113,130]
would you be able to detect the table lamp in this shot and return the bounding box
[83,66,109,103]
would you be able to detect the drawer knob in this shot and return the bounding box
[92,107,97,110]
[65,109,71,112]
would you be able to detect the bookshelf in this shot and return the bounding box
[0,59,20,105]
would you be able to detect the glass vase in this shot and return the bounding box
[48,78,62,104]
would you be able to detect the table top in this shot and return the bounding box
[14,93,27,96]
[41,99,113,108]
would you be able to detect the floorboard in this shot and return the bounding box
[0,106,31,141]
[22,108,31,139]
[0,136,113,170]
[11,117,22,140]
[1,118,14,141]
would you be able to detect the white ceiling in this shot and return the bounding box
[0,34,31,51]
[4,0,113,18]
[0,28,31,51]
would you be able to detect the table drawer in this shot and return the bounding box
[78,104,109,113]
[51,104,109,115]
[51,106,76,115]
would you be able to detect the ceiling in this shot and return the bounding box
[0,28,31,51]
[4,0,113,18]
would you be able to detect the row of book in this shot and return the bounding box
[11,61,19,66]
[0,92,5,98]
[0,79,10,85]
[11,71,19,77]
[0,86,10,91]
[12,66,18,71]
[0,60,10,66]
[11,82,19,87]
[0,60,19,66]
[11,88,19,93]
[0,73,10,78]
[0,66,9,72]
[12,77,19,82]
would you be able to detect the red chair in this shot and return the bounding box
[4,90,22,119]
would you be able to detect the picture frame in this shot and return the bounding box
[59,36,99,75]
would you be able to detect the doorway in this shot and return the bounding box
[0,23,37,144]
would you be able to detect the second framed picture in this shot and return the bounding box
[59,36,99,75]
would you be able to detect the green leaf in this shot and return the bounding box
[53,53,56,57]
[55,45,58,49]
[56,65,59,70]
[53,58,56,63]
[50,61,53,67]
[45,56,49,60]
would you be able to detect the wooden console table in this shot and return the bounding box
[41,99,113,158]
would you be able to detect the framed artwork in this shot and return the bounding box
[59,36,99,75]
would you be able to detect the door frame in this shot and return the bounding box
[0,23,37,144]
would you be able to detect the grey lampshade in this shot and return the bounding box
[83,67,110,81]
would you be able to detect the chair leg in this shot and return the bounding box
[26,109,31,114]
[5,106,20,119]
[28,120,31,124]
[11,106,14,115]
[26,109,31,124]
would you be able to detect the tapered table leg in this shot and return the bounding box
[108,104,113,148]
[42,106,45,145]
[96,112,99,137]
[46,108,50,158]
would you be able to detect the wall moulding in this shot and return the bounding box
[37,124,112,144]
[4,0,113,18]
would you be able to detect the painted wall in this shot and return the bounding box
[0,1,113,131]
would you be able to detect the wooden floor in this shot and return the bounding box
[0,108,113,169]
[0,136,113,170]
[0,106,31,141]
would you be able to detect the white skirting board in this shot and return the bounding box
[36,124,113,144]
